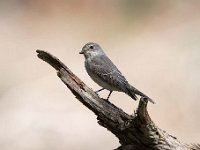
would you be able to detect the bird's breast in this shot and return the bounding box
[84,60,120,91]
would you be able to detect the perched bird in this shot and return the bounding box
[79,42,155,104]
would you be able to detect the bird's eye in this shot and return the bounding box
[89,45,94,49]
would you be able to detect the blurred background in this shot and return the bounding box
[0,0,200,149]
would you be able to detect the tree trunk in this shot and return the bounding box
[36,50,200,150]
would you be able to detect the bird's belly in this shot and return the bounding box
[87,70,119,91]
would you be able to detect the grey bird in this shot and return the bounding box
[79,42,155,104]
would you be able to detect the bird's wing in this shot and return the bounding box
[88,55,128,91]
[87,55,154,103]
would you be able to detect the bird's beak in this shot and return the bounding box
[79,51,83,54]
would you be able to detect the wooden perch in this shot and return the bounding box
[36,50,200,150]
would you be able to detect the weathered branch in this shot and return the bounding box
[36,50,199,150]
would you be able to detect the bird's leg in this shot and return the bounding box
[106,91,113,100]
[95,88,105,93]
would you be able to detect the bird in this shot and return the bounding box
[79,42,155,104]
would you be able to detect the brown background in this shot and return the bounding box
[0,0,200,149]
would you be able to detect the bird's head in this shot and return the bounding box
[79,42,104,59]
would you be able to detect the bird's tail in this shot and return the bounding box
[125,84,155,104]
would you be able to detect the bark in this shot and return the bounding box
[36,50,199,150]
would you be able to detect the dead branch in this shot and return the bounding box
[36,50,199,150]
